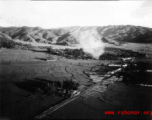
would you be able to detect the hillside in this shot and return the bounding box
[0,25,152,46]
[97,25,152,44]
[0,32,16,48]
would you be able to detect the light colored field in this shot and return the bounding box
[105,43,152,54]
[14,40,81,49]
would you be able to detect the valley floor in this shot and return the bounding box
[0,49,152,120]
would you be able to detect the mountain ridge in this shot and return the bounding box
[0,25,152,46]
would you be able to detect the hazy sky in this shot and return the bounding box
[0,0,152,28]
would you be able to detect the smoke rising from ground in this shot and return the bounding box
[73,29,105,59]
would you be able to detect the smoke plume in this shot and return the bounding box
[73,28,105,59]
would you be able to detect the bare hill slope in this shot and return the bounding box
[0,25,152,46]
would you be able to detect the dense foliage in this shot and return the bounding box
[116,62,152,85]
[47,47,146,60]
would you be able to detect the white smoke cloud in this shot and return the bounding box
[73,28,105,59]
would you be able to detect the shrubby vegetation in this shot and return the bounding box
[116,62,152,85]
[0,40,16,48]
[105,47,146,58]
[0,40,34,50]
[17,79,80,98]
[47,47,146,60]
[47,47,94,60]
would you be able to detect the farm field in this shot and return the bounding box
[0,48,152,120]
